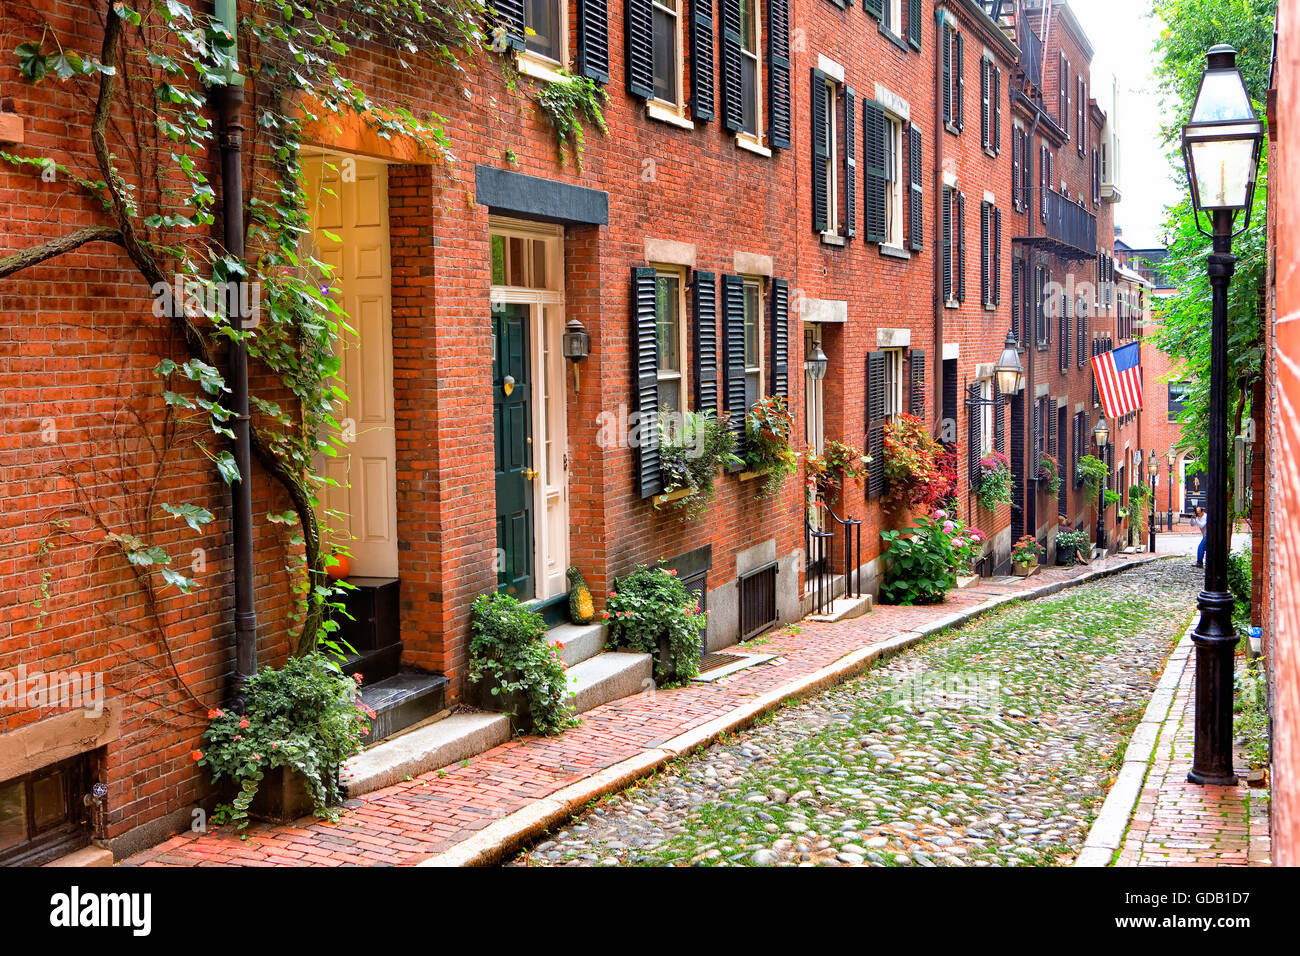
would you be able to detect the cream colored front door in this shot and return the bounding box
[305,154,399,578]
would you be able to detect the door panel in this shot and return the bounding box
[494,303,534,600]
[305,155,398,578]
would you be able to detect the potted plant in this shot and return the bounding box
[467,592,579,736]
[604,565,706,685]
[1011,534,1042,576]
[742,395,798,497]
[879,510,982,605]
[976,451,1012,511]
[656,408,743,519]
[196,653,373,828]
[1055,527,1091,566]
[883,414,952,521]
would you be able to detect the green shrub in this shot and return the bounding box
[1078,454,1109,500]
[744,395,798,498]
[1228,547,1252,627]
[879,512,982,605]
[469,592,578,736]
[605,565,705,685]
[976,451,1012,511]
[197,653,370,828]
[658,408,743,519]
[1056,528,1091,565]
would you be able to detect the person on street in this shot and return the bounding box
[1193,506,1208,567]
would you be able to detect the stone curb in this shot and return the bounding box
[1073,622,1196,867]
[417,554,1166,867]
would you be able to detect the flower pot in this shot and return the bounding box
[655,632,677,684]
[655,486,694,505]
[245,765,322,824]
[739,466,773,482]
[469,667,533,734]
[1012,561,1038,577]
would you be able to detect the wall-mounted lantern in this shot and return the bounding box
[562,317,591,392]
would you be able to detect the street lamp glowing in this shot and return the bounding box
[995,331,1024,395]
[1167,447,1177,467]
[1181,45,1263,221]
[1148,450,1160,477]
[1092,415,1109,448]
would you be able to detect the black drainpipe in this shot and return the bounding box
[213,0,258,706]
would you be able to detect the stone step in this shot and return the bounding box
[359,670,449,744]
[549,621,607,667]
[342,712,511,797]
[808,592,874,622]
[566,651,653,714]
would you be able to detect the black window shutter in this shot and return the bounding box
[1011,258,1022,341]
[722,274,748,453]
[1093,147,1100,204]
[968,382,982,483]
[1059,302,1067,372]
[1078,77,1086,154]
[941,186,953,302]
[909,348,926,420]
[632,267,663,498]
[956,190,966,302]
[767,0,791,148]
[770,279,789,399]
[955,31,965,131]
[692,271,719,414]
[993,67,1002,154]
[908,125,924,251]
[493,0,526,50]
[843,87,856,237]
[980,200,990,307]
[1078,300,1087,366]
[1012,126,1021,208]
[863,99,887,242]
[865,0,883,20]
[994,382,1005,455]
[941,24,952,127]
[866,351,888,498]
[1022,131,1033,211]
[1064,298,1071,366]
[1073,412,1083,487]
[720,0,744,131]
[811,69,829,233]
[626,0,655,99]
[992,206,1002,305]
[980,58,990,149]
[1047,398,1058,457]
[689,0,715,121]
[1044,268,1052,344]
[1039,144,1048,223]
[577,0,611,83]
[1033,397,1042,467]
[908,0,922,50]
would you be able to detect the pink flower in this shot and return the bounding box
[936,509,947,520]
[601,610,610,619]
[239,719,250,729]
[234,734,242,742]
[943,521,955,534]
[609,591,617,599]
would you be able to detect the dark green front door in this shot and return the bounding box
[493,303,534,599]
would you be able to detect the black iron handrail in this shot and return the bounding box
[805,504,862,616]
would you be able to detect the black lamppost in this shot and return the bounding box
[1092,415,1109,550]
[1148,450,1160,553]
[1180,44,1263,786]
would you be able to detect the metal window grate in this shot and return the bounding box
[738,561,778,641]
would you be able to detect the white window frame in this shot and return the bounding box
[516,0,570,82]
[980,379,995,455]
[743,276,765,405]
[883,112,905,249]
[882,0,903,35]
[653,265,689,415]
[882,348,904,421]
[736,0,766,152]
[647,0,693,128]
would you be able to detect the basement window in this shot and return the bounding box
[0,753,93,866]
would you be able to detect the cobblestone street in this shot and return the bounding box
[512,560,1204,867]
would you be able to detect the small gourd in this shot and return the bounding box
[567,566,594,624]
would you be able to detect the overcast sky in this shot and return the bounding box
[1072,0,1183,248]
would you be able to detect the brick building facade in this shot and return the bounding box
[0,0,1134,861]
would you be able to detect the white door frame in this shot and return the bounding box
[488,219,570,601]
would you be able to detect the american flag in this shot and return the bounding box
[1091,341,1144,419]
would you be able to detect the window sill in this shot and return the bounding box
[735,135,772,158]
[879,243,910,260]
[945,122,962,137]
[879,24,910,53]
[516,51,569,85]
[944,299,960,310]
[647,101,694,130]
[820,231,847,247]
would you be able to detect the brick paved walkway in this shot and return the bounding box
[123,555,1153,867]
[1114,653,1271,867]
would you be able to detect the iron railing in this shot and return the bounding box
[1023,189,1097,261]
[804,506,862,616]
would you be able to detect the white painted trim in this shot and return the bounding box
[942,170,958,187]
[647,100,695,130]
[817,54,845,84]
[873,83,910,122]
[942,342,959,360]
[736,135,772,158]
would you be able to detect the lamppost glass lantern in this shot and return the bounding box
[805,344,828,382]
[1167,447,1177,468]
[562,317,591,391]
[1092,415,1109,448]
[1181,45,1264,226]
[995,330,1024,395]
[1148,450,1160,477]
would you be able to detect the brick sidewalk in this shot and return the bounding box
[123,555,1155,867]
[1114,654,1271,867]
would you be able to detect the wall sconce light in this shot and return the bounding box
[562,317,591,392]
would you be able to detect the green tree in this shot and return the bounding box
[1149,0,1274,512]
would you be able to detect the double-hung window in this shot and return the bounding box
[883,115,904,247]
[882,0,902,34]
[740,0,762,138]
[817,74,838,236]
[525,0,564,63]
[654,268,687,413]
[882,348,905,421]
[651,0,682,109]
[742,277,764,406]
